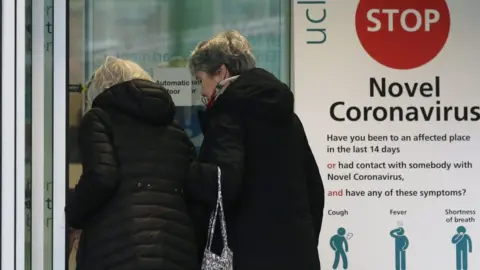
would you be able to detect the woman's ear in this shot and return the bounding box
[217,64,229,79]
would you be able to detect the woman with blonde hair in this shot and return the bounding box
[66,56,198,270]
[186,30,324,270]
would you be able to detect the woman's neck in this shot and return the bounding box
[216,75,239,95]
[205,75,240,108]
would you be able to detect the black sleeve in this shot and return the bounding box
[186,113,244,207]
[297,115,324,242]
[65,110,119,229]
[305,141,324,242]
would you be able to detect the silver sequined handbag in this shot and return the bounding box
[201,167,233,270]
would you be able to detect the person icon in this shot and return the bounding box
[452,225,473,270]
[330,227,349,269]
[390,227,409,270]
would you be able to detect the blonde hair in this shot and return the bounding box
[188,30,256,76]
[84,56,153,111]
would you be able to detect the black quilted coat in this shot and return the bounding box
[186,68,324,270]
[65,79,198,270]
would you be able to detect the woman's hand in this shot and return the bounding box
[68,228,81,253]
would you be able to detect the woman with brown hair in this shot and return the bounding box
[186,30,324,270]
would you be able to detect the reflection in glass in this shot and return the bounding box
[25,0,33,269]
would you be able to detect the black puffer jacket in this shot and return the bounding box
[66,79,198,270]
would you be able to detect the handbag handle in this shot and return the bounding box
[205,167,229,250]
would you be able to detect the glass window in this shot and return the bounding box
[67,1,290,267]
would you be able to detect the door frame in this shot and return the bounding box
[31,0,45,268]
[29,0,69,268]
[52,0,68,268]
[1,0,27,269]
[1,0,16,268]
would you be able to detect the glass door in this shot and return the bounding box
[26,0,61,268]
[29,0,53,269]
